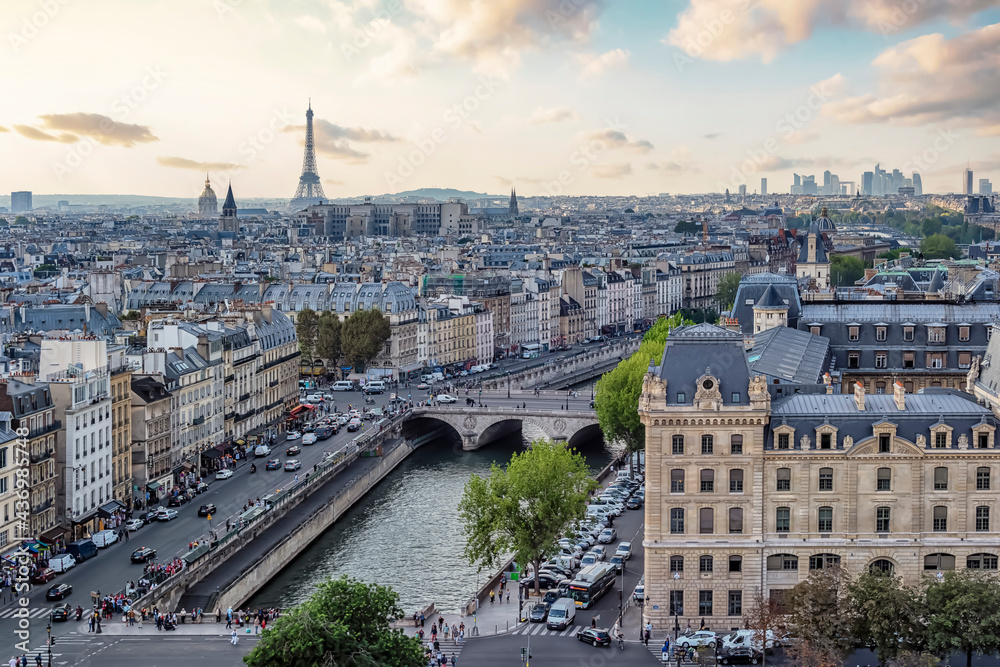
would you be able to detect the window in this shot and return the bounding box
[820,433,832,449]
[729,555,743,572]
[818,506,833,533]
[671,469,685,493]
[977,506,990,532]
[700,469,715,493]
[699,590,713,616]
[933,506,947,532]
[700,507,714,534]
[819,468,833,491]
[967,553,999,570]
[777,433,790,450]
[670,508,685,534]
[979,433,990,449]
[701,435,714,455]
[877,467,891,491]
[904,381,914,392]
[924,553,956,571]
[934,467,948,490]
[879,434,891,453]
[670,555,684,573]
[809,554,841,570]
[776,468,791,491]
[766,554,798,570]
[935,432,948,449]
[700,555,714,573]
[876,506,891,532]
[848,326,859,341]
[960,352,973,369]
[870,559,894,575]
[728,591,743,616]
[676,392,686,403]
[927,352,945,369]
[672,435,684,455]
[848,352,860,369]
[776,507,790,532]
[903,351,915,368]
[730,434,743,455]
[876,326,887,342]
[875,352,887,369]
[669,590,684,617]
[978,467,991,490]
[960,326,970,342]
[929,327,945,343]
[729,469,744,493]
[731,392,740,403]
[729,507,743,534]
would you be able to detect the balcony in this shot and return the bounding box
[32,499,52,514]
[269,380,279,388]
[224,412,236,421]
[239,393,251,402]
[191,415,205,426]
[30,449,54,464]
[28,420,62,439]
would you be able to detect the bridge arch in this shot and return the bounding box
[567,423,604,451]
[401,416,464,449]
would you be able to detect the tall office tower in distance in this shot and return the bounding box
[965,167,975,195]
[760,178,767,197]
[11,191,32,212]
[738,184,747,197]
[912,173,923,196]
[981,179,993,197]
[862,172,874,195]
[289,101,327,210]
[823,170,832,195]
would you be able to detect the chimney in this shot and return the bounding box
[823,372,833,394]
[854,381,865,411]
[864,268,878,281]
[894,380,905,410]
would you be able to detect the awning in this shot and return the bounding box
[180,462,194,472]
[201,448,222,460]
[400,362,423,373]
[38,526,66,545]
[146,482,162,492]
[98,500,126,519]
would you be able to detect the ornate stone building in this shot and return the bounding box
[640,323,1000,632]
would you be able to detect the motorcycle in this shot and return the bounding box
[249,464,256,474]
[364,397,375,405]
[75,607,83,621]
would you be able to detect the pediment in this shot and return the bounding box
[846,437,924,458]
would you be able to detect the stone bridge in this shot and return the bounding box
[404,405,601,451]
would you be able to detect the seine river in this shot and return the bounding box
[249,425,613,614]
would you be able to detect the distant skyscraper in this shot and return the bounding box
[10,191,31,213]
[912,172,922,196]
[965,167,975,195]
[862,172,874,195]
[980,178,993,197]
[830,174,840,197]
[219,183,238,233]
[802,175,817,195]
[760,178,767,197]
[198,175,218,215]
[509,187,518,216]
[793,173,801,186]
[738,184,747,197]
[290,101,327,210]
[823,170,832,195]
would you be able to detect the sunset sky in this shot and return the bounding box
[3,0,1000,198]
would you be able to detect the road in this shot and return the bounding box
[0,389,399,659]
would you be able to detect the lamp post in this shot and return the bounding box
[47,612,52,667]
[673,572,681,640]
[507,372,511,399]
[565,389,570,411]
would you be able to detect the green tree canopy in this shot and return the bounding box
[341,308,391,370]
[674,220,700,234]
[716,272,741,310]
[786,567,856,666]
[831,255,865,287]
[458,439,597,595]
[924,569,1000,667]
[295,308,319,363]
[920,234,960,259]
[316,311,341,364]
[848,571,924,665]
[243,575,425,667]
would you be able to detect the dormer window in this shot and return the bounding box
[903,327,914,342]
[848,326,859,342]
[959,326,970,342]
[876,327,886,342]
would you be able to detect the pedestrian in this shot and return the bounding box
[505,590,510,604]
[489,589,494,605]
[216,607,222,623]
[231,629,239,646]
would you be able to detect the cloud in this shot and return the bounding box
[665,0,994,63]
[647,146,696,173]
[0,126,8,132]
[14,125,77,143]
[586,128,654,153]
[324,178,346,186]
[578,48,630,80]
[283,118,399,163]
[592,163,632,179]
[38,113,158,147]
[529,105,580,124]
[294,15,327,32]
[785,130,819,145]
[157,156,243,171]
[822,24,1000,134]
[702,133,722,140]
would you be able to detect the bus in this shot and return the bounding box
[567,563,616,609]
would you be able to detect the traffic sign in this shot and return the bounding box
[207,514,212,521]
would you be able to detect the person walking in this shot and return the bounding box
[489,589,495,605]
[231,629,239,646]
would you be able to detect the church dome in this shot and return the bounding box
[198,176,218,215]
[814,206,836,232]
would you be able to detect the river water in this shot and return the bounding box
[249,425,613,614]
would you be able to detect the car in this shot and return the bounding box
[519,573,560,591]
[719,648,763,665]
[265,458,281,470]
[197,503,216,517]
[626,496,643,510]
[301,433,317,445]
[632,579,645,603]
[436,394,457,404]
[284,459,302,471]
[539,566,572,581]
[45,583,72,601]
[417,383,431,390]
[50,603,73,622]
[195,481,209,494]
[347,418,361,432]
[590,545,607,560]
[577,628,612,647]
[679,631,718,649]
[598,528,617,544]
[215,469,234,480]
[286,431,301,441]
[580,553,599,567]
[156,508,178,521]
[130,547,157,563]
[167,495,187,507]
[30,568,56,584]
[529,603,549,623]
[315,425,335,439]
[615,542,632,560]
[541,591,560,607]
[609,555,625,573]
[125,519,144,532]
[286,445,302,456]
[337,414,350,425]
[141,508,162,524]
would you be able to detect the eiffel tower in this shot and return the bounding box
[289,101,327,210]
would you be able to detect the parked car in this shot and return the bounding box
[519,573,561,591]
[589,545,607,560]
[156,508,178,521]
[286,445,302,456]
[195,481,209,494]
[626,496,643,510]
[679,631,718,649]
[719,648,763,665]
[167,495,187,508]
[529,603,549,623]
[50,603,73,621]
[197,503,216,517]
[301,433,317,445]
[141,509,161,524]
[92,530,118,548]
[30,568,56,584]
[598,528,617,544]
[130,547,157,563]
[286,431,302,441]
[615,542,632,560]
[632,579,645,603]
[45,583,72,601]
[265,458,281,471]
[215,469,234,480]
[436,394,457,404]
[48,554,75,573]
[125,519,144,532]
[284,459,302,471]
[577,628,612,647]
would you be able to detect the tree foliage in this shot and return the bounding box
[243,576,425,667]
[848,571,924,666]
[920,234,960,260]
[831,255,865,287]
[295,308,319,363]
[341,308,391,370]
[316,311,341,364]
[674,220,700,234]
[458,439,597,595]
[743,588,785,667]
[923,569,1000,667]
[716,272,741,310]
[786,567,855,667]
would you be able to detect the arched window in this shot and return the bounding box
[766,554,798,571]
[729,469,744,493]
[809,554,841,570]
[967,553,999,570]
[730,434,743,455]
[870,559,894,575]
[934,467,949,491]
[700,555,714,573]
[923,553,955,571]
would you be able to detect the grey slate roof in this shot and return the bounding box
[731,273,801,334]
[747,327,830,384]
[659,324,752,406]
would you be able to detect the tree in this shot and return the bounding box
[831,255,865,287]
[716,272,741,310]
[458,439,597,595]
[921,218,943,237]
[920,234,960,260]
[243,575,424,667]
[340,308,391,371]
[742,588,786,667]
[848,571,924,666]
[295,308,319,364]
[674,220,700,234]
[924,569,1000,667]
[316,312,341,365]
[786,566,855,666]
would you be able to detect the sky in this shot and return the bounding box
[3,0,1000,199]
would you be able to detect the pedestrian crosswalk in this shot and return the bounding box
[0,607,63,619]
[507,622,590,638]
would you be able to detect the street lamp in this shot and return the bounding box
[47,612,52,667]
[673,572,681,640]
[565,389,570,411]
[507,372,511,399]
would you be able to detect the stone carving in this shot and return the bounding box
[842,435,853,449]
[800,434,811,450]
[748,374,769,402]
[463,415,478,430]
[968,355,982,387]
[959,433,969,450]
[695,374,722,410]
[916,434,926,448]
[554,418,567,433]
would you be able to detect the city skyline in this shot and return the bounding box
[3,0,1000,198]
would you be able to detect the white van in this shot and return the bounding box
[365,381,386,394]
[546,598,576,630]
[254,444,271,457]
[332,381,355,392]
[49,553,76,572]
[92,530,118,548]
[722,629,781,652]
[305,394,325,403]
